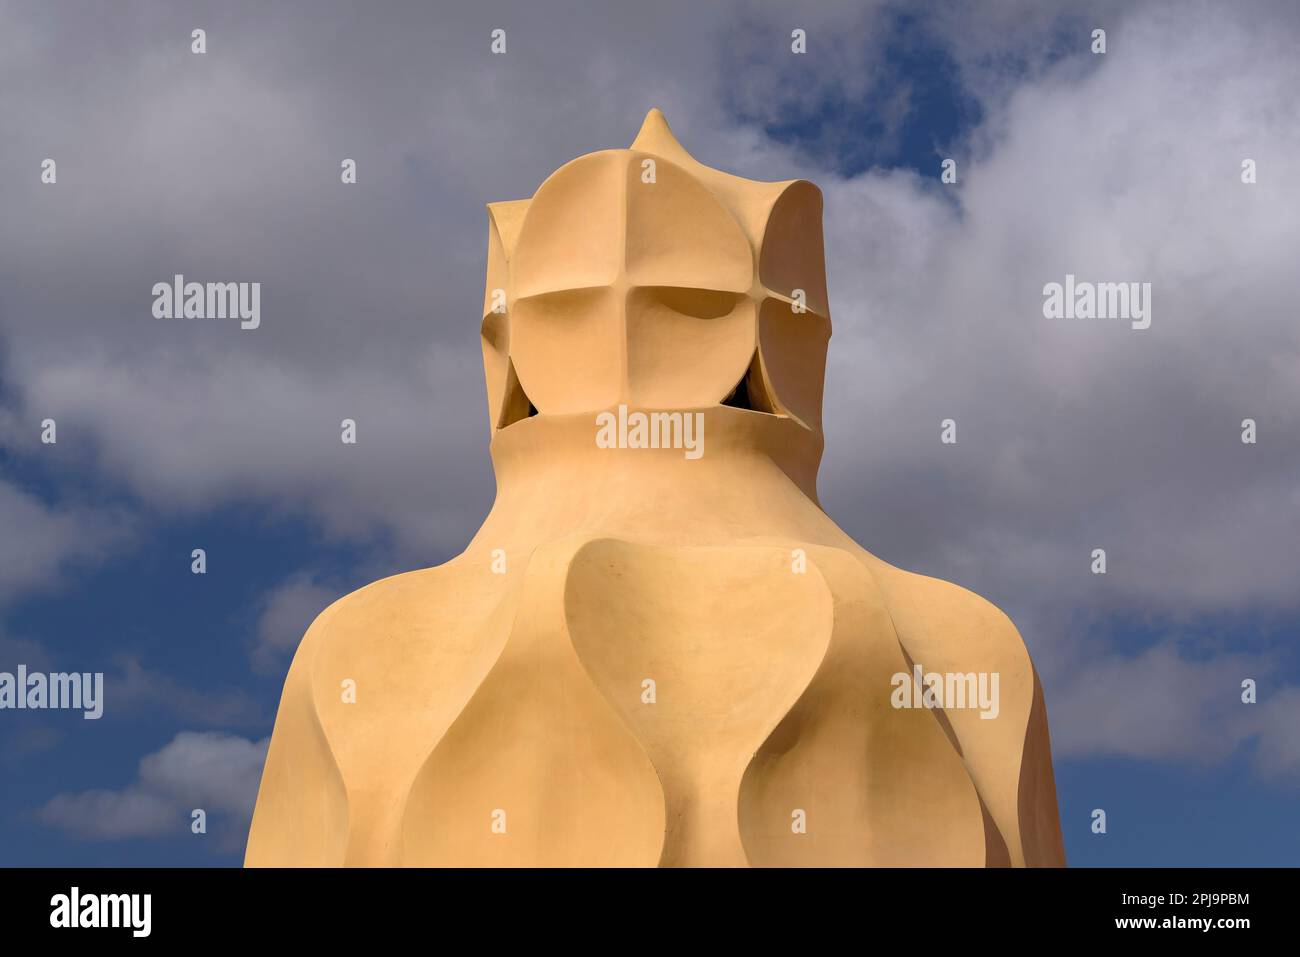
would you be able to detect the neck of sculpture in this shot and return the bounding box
[471,407,829,550]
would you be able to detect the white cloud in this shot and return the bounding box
[38,731,269,849]
[818,3,1300,621]
[804,3,1300,767]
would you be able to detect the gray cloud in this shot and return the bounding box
[1047,642,1264,763]
[252,571,341,674]
[108,656,266,729]
[1,726,64,766]
[0,479,132,603]
[1250,687,1300,780]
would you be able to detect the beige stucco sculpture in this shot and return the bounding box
[245,109,1067,867]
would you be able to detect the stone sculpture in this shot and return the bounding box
[245,109,1066,867]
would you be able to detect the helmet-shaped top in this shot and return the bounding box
[482,109,830,435]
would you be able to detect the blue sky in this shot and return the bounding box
[1,0,1298,866]
[725,10,986,177]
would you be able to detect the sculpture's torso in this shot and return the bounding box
[247,416,1065,867]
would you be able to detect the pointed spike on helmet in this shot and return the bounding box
[631,108,696,166]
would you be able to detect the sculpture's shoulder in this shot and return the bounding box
[289,555,516,677]
[248,554,524,866]
[246,569,457,867]
[287,555,527,751]
[852,551,1066,867]
[859,554,1033,678]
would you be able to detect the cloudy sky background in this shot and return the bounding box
[1,0,1297,865]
